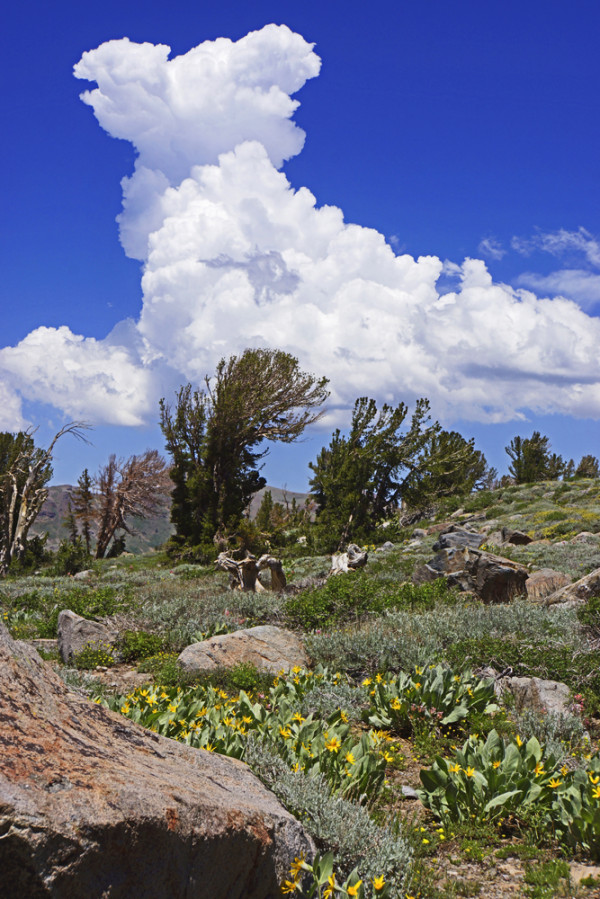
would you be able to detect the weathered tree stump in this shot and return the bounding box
[215,552,287,592]
[330,543,368,576]
[257,555,287,592]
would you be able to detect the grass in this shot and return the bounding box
[6,477,600,896]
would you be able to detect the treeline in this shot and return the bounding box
[0,348,597,574]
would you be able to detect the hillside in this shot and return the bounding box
[6,477,600,895]
[33,483,311,554]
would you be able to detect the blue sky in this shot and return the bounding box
[2,0,600,490]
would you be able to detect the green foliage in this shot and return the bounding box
[52,538,92,576]
[73,640,116,669]
[523,859,571,899]
[117,629,165,662]
[286,571,455,630]
[418,729,562,825]
[505,432,565,483]
[1,583,131,639]
[443,635,600,708]
[309,397,436,551]
[245,740,412,896]
[160,349,328,548]
[363,665,497,737]
[105,667,387,802]
[575,455,600,479]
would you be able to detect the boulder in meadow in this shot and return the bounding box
[0,621,313,898]
[178,625,309,675]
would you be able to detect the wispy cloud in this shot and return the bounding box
[512,226,600,267]
[2,27,600,430]
[477,237,505,261]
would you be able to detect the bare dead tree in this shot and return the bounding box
[92,450,171,559]
[0,423,89,576]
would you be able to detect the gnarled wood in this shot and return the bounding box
[330,543,368,576]
[257,555,287,592]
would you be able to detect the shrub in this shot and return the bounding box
[244,738,413,896]
[286,573,455,631]
[73,641,116,669]
[117,630,165,662]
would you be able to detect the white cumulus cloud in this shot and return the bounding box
[1,25,600,432]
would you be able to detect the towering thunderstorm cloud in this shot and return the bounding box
[1,24,600,430]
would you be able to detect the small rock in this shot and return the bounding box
[501,527,533,546]
[57,610,118,664]
[412,528,428,539]
[73,569,95,580]
[505,676,572,717]
[450,508,465,518]
[400,785,420,800]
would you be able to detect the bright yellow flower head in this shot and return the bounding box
[534,762,545,776]
[549,778,563,788]
[515,735,523,747]
[345,752,356,765]
[290,854,305,878]
[449,763,461,774]
[347,881,363,896]
[492,761,501,769]
[373,875,385,891]
[465,766,476,778]
[593,786,600,799]
[325,735,341,753]
[589,773,600,785]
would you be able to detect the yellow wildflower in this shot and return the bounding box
[362,678,372,686]
[373,875,385,891]
[323,873,337,898]
[290,854,305,878]
[449,763,461,774]
[340,710,349,723]
[589,773,600,785]
[516,735,523,747]
[534,762,545,776]
[465,767,475,778]
[325,735,341,753]
[492,761,501,769]
[345,752,356,765]
[593,786,600,800]
[347,881,363,896]
[549,778,563,788]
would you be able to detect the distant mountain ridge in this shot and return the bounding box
[33,483,310,554]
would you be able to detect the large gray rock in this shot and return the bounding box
[0,622,313,898]
[57,609,117,664]
[544,566,600,606]
[504,676,572,717]
[432,526,485,552]
[178,625,309,675]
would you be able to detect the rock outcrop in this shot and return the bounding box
[414,542,529,604]
[0,622,313,897]
[57,609,118,664]
[432,526,485,552]
[178,625,309,675]
[525,569,571,603]
[544,566,600,606]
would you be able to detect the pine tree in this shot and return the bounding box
[160,349,328,548]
